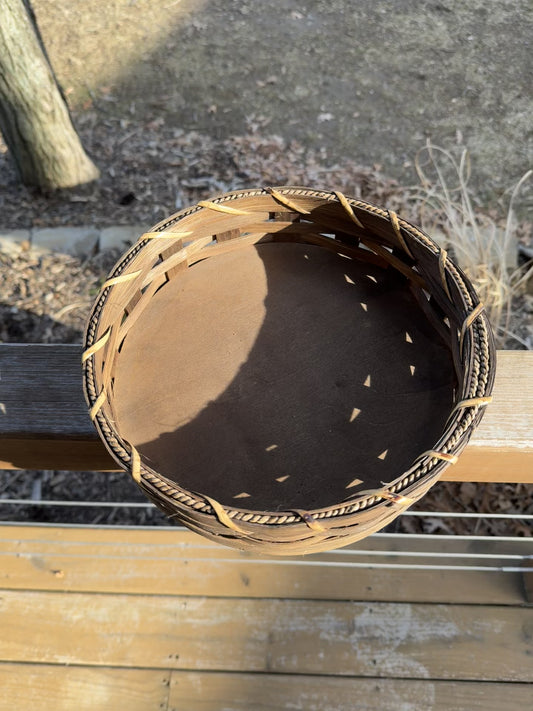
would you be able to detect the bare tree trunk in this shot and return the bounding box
[0,0,99,190]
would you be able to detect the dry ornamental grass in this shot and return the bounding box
[410,142,532,349]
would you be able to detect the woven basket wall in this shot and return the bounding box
[83,187,496,554]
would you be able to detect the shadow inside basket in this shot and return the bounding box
[112,240,455,512]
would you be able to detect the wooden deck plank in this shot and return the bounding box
[0,663,169,711]
[2,665,531,711]
[1,546,525,605]
[4,523,532,555]
[3,528,527,564]
[168,671,533,711]
[1,345,532,482]
[0,525,529,605]
[1,590,531,681]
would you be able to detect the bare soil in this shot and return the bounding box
[29,0,533,207]
[0,115,407,229]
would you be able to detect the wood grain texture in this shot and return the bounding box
[0,346,531,482]
[0,438,117,470]
[168,672,533,711]
[0,344,116,468]
[448,352,533,482]
[0,344,91,437]
[2,665,530,711]
[4,523,532,554]
[0,663,169,711]
[0,525,529,605]
[1,589,531,681]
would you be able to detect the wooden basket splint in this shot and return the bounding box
[83,187,495,554]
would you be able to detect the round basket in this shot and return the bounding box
[83,187,495,554]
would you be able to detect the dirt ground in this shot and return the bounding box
[29,0,533,207]
[0,1,531,535]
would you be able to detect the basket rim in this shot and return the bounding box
[82,186,496,531]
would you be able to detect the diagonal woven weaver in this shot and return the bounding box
[83,187,495,554]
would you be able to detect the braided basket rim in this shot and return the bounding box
[83,186,496,532]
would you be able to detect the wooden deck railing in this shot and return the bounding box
[0,344,531,482]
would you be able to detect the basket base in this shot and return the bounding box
[113,242,455,511]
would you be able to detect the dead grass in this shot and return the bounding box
[409,142,532,348]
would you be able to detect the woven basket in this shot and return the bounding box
[83,187,495,554]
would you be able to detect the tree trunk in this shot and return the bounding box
[0,0,99,190]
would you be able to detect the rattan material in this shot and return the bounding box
[83,187,496,554]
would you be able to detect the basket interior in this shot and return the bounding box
[112,240,456,511]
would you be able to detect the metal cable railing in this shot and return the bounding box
[1,497,532,519]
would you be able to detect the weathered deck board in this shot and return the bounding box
[1,524,531,709]
[0,663,169,711]
[3,522,533,553]
[0,525,529,605]
[0,343,118,470]
[1,589,531,681]
[168,672,533,711]
[0,345,532,482]
[1,666,532,711]
[0,344,88,438]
